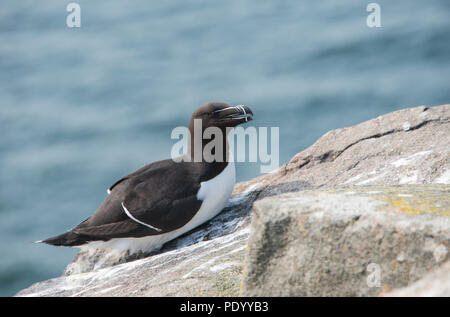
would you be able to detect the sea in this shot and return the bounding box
[1,0,449,296]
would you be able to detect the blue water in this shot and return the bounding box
[1,0,449,296]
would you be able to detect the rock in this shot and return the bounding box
[17,226,248,297]
[238,104,449,194]
[16,104,450,296]
[384,260,450,296]
[241,185,450,296]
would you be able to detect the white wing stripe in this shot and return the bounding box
[121,202,162,232]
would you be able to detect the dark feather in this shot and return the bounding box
[42,158,220,246]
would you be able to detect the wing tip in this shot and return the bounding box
[37,231,87,247]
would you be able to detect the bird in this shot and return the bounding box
[37,102,253,255]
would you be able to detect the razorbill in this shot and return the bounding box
[39,102,253,254]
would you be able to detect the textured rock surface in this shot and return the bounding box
[238,104,450,193]
[18,225,248,297]
[16,104,450,296]
[384,259,450,296]
[241,185,450,296]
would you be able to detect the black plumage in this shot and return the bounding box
[41,102,253,247]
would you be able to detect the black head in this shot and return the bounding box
[189,102,253,131]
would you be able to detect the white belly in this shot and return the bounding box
[80,162,236,255]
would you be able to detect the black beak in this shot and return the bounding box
[214,105,253,123]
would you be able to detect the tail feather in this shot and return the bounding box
[40,231,89,247]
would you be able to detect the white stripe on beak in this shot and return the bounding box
[236,105,248,122]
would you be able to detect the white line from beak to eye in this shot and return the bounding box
[213,106,235,113]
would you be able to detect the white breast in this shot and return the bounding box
[192,161,236,229]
